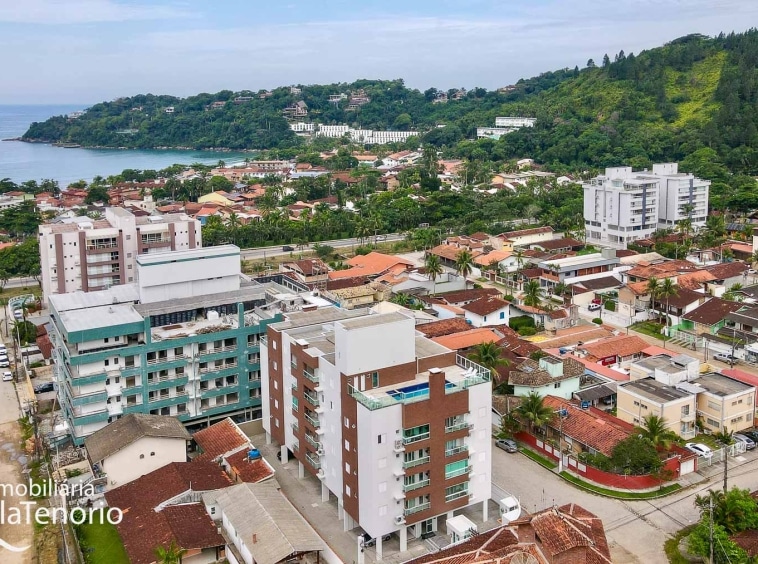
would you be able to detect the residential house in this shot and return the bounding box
[683,372,755,433]
[104,462,232,564]
[461,296,511,327]
[577,335,650,367]
[529,237,584,253]
[726,306,758,363]
[679,297,743,337]
[651,286,706,327]
[323,280,390,309]
[203,481,325,564]
[280,259,329,290]
[704,262,750,295]
[84,413,190,490]
[629,354,700,385]
[537,250,620,284]
[327,251,414,281]
[415,318,473,339]
[509,356,585,400]
[624,259,700,284]
[428,244,483,269]
[495,226,555,248]
[199,191,237,207]
[617,378,697,438]
[431,328,504,351]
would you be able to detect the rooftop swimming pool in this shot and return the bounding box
[386,381,455,402]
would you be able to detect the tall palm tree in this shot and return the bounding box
[468,342,510,387]
[522,280,543,309]
[455,249,474,279]
[515,392,554,434]
[658,278,678,342]
[424,253,443,296]
[645,276,660,321]
[714,430,734,492]
[637,414,677,450]
[154,540,186,564]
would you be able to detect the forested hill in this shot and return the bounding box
[22,30,758,174]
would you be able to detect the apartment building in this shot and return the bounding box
[39,207,201,303]
[262,309,492,559]
[617,379,697,438]
[583,163,709,248]
[682,372,755,434]
[48,245,319,445]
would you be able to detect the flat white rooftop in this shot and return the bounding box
[59,303,143,333]
[136,244,240,265]
[49,285,140,313]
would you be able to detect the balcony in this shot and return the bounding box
[403,432,430,445]
[303,368,319,384]
[141,238,171,248]
[445,421,469,433]
[304,412,320,429]
[403,502,430,516]
[291,422,299,434]
[445,489,469,503]
[305,452,321,470]
[303,391,320,407]
[445,445,468,457]
[403,479,430,493]
[304,434,321,450]
[445,464,471,480]
[403,455,430,469]
[106,403,123,417]
[199,345,237,356]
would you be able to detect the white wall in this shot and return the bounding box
[319,359,344,500]
[467,382,492,507]
[261,340,271,436]
[334,315,415,376]
[101,436,187,489]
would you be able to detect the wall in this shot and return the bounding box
[515,431,687,489]
[101,436,187,489]
[334,315,415,377]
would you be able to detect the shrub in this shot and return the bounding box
[604,300,615,312]
[509,315,535,331]
[354,245,373,255]
[592,317,603,325]
[503,294,514,302]
[518,326,537,336]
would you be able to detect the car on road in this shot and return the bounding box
[2,372,12,382]
[714,352,738,364]
[282,245,295,252]
[685,442,713,459]
[588,303,601,312]
[495,439,518,453]
[742,430,758,443]
[734,434,756,450]
[34,382,55,394]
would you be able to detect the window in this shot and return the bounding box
[554,382,561,389]
[378,433,386,444]
[731,416,743,424]
[139,454,145,459]
[372,372,379,388]
[633,401,640,407]
[150,452,155,456]
[707,400,720,411]
[706,417,720,429]
[345,439,350,451]
[345,485,351,497]
[681,405,690,416]
[344,417,349,428]
[499,311,505,319]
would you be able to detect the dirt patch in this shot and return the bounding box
[0,421,33,564]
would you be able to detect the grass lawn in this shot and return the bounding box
[664,525,697,564]
[691,433,719,449]
[0,285,41,300]
[559,472,681,499]
[77,512,129,564]
[631,321,666,341]
[519,448,558,470]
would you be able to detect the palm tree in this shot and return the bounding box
[391,293,411,307]
[154,540,186,564]
[226,211,241,245]
[455,249,474,279]
[522,280,543,309]
[515,392,554,434]
[468,342,510,388]
[714,430,734,492]
[645,276,660,321]
[658,278,678,344]
[424,253,443,295]
[637,414,677,450]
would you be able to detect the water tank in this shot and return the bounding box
[248,449,261,460]
[207,310,220,321]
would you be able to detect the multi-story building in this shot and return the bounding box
[583,163,710,248]
[262,309,492,559]
[39,207,201,303]
[494,117,536,128]
[617,378,697,438]
[48,245,320,445]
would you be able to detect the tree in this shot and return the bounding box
[688,521,747,564]
[637,414,677,450]
[645,276,660,321]
[657,278,678,337]
[468,341,510,387]
[313,244,334,260]
[454,249,474,279]
[714,430,733,492]
[391,293,411,307]
[586,58,596,68]
[424,253,443,295]
[610,435,662,475]
[85,186,110,205]
[154,540,186,564]
[522,280,543,309]
[515,392,554,434]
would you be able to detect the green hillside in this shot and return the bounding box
[22,30,758,175]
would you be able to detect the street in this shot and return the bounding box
[492,438,758,563]
[239,233,405,261]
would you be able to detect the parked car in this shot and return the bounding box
[685,442,713,459]
[714,352,738,364]
[742,430,758,443]
[12,310,22,320]
[591,298,602,305]
[734,434,756,450]
[2,372,12,382]
[34,382,55,394]
[282,245,295,252]
[361,532,392,547]
[0,360,9,368]
[495,439,518,453]
[588,303,601,312]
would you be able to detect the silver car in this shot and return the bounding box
[734,434,756,450]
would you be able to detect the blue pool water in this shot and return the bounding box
[387,381,455,401]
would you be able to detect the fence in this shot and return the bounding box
[515,431,688,490]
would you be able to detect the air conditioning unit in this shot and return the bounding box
[394,515,406,525]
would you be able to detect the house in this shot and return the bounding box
[577,335,651,367]
[203,480,325,564]
[415,318,473,339]
[629,354,700,385]
[323,280,390,309]
[84,414,190,490]
[650,286,707,326]
[327,251,414,280]
[280,259,329,290]
[428,244,483,269]
[683,372,755,434]
[537,250,620,283]
[403,503,611,564]
[431,327,504,351]
[529,237,584,253]
[104,462,232,564]
[617,378,697,438]
[509,356,585,400]
[435,288,501,307]
[461,296,511,327]
[680,297,743,336]
[495,226,555,248]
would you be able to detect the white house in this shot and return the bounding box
[84,413,190,490]
[508,356,585,400]
[461,296,511,327]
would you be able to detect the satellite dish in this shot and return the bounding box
[510,552,539,564]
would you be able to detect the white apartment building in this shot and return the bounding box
[262,309,492,560]
[39,207,201,303]
[494,117,536,128]
[289,122,316,133]
[317,125,350,138]
[653,163,710,228]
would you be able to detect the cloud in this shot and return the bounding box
[0,0,190,24]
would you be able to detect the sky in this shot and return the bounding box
[0,0,756,104]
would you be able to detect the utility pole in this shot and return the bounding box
[709,495,714,564]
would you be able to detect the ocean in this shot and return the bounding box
[0,105,249,186]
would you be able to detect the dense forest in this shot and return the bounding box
[23,30,758,176]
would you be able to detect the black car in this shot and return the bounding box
[34,382,55,394]
[742,430,758,443]
[282,245,295,252]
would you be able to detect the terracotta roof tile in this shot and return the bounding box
[461,296,510,316]
[682,297,744,326]
[224,449,275,483]
[437,288,501,305]
[705,261,749,280]
[542,396,630,456]
[532,237,584,251]
[509,356,584,387]
[416,318,473,338]
[431,328,503,350]
[193,418,250,462]
[328,252,413,280]
[429,244,484,262]
[498,226,554,240]
[162,504,224,552]
[578,335,650,361]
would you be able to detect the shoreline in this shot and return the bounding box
[5,138,257,153]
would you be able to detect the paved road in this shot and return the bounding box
[240,233,405,261]
[492,438,758,563]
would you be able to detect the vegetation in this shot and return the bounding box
[689,488,758,563]
[515,392,554,433]
[519,447,557,470]
[560,472,681,499]
[468,341,511,393]
[637,414,679,450]
[74,510,129,564]
[664,525,697,564]
[154,540,187,564]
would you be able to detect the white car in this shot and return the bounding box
[0,360,9,368]
[2,372,11,382]
[12,310,22,320]
[588,303,601,312]
[685,442,713,459]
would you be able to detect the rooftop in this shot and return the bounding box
[691,372,754,397]
[508,356,584,387]
[682,297,743,326]
[461,296,511,316]
[542,396,630,456]
[135,244,239,266]
[58,302,144,333]
[431,328,503,350]
[416,317,473,338]
[579,335,649,361]
[193,417,250,463]
[620,378,693,403]
[85,414,190,463]
[337,311,410,330]
[633,353,696,374]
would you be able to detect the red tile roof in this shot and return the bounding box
[224,449,276,483]
[579,335,650,361]
[161,504,224,553]
[437,288,501,305]
[542,396,630,456]
[682,297,743,326]
[328,252,413,280]
[704,261,749,280]
[416,318,473,338]
[527,503,612,562]
[429,244,483,262]
[497,226,554,240]
[193,418,249,462]
[532,237,584,251]
[431,328,503,350]
[462,296,510,316]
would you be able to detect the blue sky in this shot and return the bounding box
[0,0,756,104]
